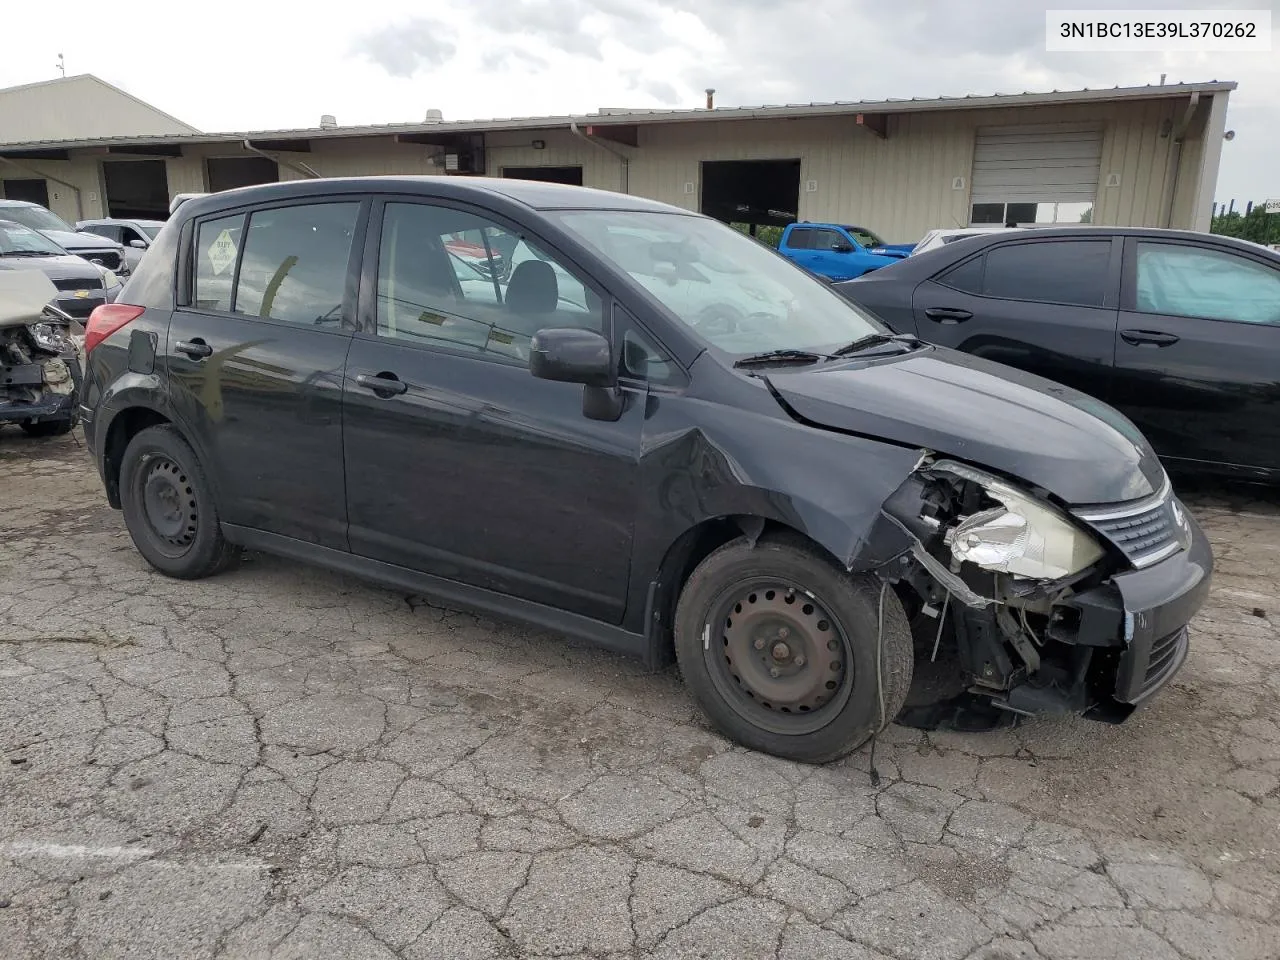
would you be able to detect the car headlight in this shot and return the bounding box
[939,466,1104,580]
[28,321,74,353]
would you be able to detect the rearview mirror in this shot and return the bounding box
[128,239,147,249]
[530,328,614,387]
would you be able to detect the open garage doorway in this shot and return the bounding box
[700,159,801,245]
[206,156,279,193]
[502,166,583,185]
[102,160,170,219]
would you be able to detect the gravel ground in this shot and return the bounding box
[1,427,1277,960]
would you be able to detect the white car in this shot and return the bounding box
[910,226,1024,256]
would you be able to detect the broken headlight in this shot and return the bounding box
[942,471,1104,580]
[28,322,74,353]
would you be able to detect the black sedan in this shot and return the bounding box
[836,227,1280,480]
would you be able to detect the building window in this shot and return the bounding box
[970,201,1093,226]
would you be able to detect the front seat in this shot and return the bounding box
[505,260,559,320]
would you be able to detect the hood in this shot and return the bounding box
[39,229,122,253]
[0,270,58,328]
[0,254,103,282]
[764,346,1165,505]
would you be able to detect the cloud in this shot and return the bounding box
[352,18,458,77]
[480,46,551,73]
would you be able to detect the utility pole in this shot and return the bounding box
[55,53,65,77]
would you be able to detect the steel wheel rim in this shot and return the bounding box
[703,577,855,736]
[138,455,198,556]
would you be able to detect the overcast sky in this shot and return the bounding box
[3,0,1276,204]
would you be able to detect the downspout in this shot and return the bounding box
[1164,92,1199,228]
[569,121,630,194]
[0,157,84,220]
[242,140,321,180]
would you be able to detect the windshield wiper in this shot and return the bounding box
[733,348,832,368]
[829,333,921,358]
[0,250,53,258]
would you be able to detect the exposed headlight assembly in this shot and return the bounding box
[27,321,74,353]
[935,461,1104,580]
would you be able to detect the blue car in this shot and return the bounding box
[776,222,910,281]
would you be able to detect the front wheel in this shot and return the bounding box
[674,535,912,763]
[119,425,238,579]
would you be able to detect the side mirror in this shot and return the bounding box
[128,239,147,249]
[530,328,614,387]
[530,328,623,422]
[832,242,855,254]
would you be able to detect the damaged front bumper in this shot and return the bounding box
[876,460,1213,723]
[0,352,84,426]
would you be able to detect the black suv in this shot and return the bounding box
[81,178,1212,762]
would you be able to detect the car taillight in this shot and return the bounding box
[84,303,145,355]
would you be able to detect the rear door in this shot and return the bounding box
[911,236,1121,401]
[341,198,644,623]
[1111,238,1280,472]
[166,197,366,549]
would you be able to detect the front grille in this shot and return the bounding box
[1073,478,1185,568]
[1144,626,1187,692]
[80,250,121,271]
[52,277,103,292]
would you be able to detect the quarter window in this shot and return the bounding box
[376,202,602,361]
[1135,242,1280,325]
[937,256,984,294]
[193,214,244,313]
[982,240,1110,307]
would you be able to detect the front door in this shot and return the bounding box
[912,236,1120,402]
[166,198,365,549]
[342,199,642,623]
[1111,238,1280,473]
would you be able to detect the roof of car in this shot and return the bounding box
[80,217,166,226]
[176,176,692,221]
[0,199,38,207]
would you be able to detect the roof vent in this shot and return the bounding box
[319,114,337,129]
[424,109,444,123]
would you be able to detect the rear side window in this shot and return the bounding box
[787,228,814,249]
[194,214,244,312]
[982,240,1110,307]
[1135,242,1280,325]
[937,256,984,294]
[235,203,359,324]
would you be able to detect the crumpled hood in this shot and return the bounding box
[764,346,1165,505]
[39,229,122,253]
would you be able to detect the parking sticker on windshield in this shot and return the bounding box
[207,229,237,275]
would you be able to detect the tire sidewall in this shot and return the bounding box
[120,426,225,578]
[675,538,910,763]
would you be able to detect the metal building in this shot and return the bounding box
[0,79,1234,241]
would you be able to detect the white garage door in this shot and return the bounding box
[970,123,1102,225]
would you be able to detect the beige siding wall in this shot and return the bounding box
[0,76,196,143]
[485,129,626,192]
[1,157,106,223]
[19,95,1217,238]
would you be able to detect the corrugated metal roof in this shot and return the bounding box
[0,80,1236,151]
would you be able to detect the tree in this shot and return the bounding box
[1211,204,1280,246]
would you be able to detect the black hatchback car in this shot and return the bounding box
[837,227,1280,480]
[81,178,1212,762]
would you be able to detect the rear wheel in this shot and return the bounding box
[119,425,238,579]
[20,419,74,438]
[674,535,912,763]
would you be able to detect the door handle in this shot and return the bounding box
[355,373,408,396]
[924,307,972,324]
[175,339,213,359]
[1120,329,1180,347]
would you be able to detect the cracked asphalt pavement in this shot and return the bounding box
[1,428,1278,960]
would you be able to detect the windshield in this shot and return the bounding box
[553,211,884,354]
[0,220,64,256]
[843,226,884,247]
[1,205,74,233]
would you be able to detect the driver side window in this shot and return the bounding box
[376,203,603,362]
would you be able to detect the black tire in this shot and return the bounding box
[20,419,74,438]
[674,534,913,763]
[119,424,238,579]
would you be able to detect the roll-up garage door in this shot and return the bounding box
[971,123,1102,211]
